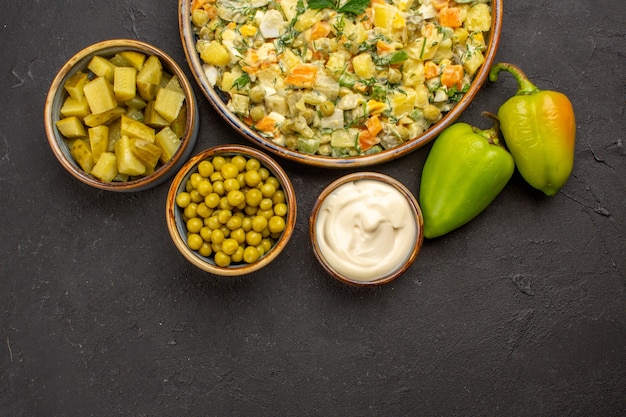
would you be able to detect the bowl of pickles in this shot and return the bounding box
[179,0,503,168]
[44,39,199,191]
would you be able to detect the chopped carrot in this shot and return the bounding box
[365,115,383,136]
[310,21,331,41]
[192,0,216,15]
[424,61,439,79]
[285,63,318,88]
[376,40,395,55]
[191,0,206,11]
[358,130,380,151]
[441,64,465,90]
[255,115,279,133]
[439,7,463,28]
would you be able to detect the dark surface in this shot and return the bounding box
[1,1,625,416]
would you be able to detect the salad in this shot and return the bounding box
[190,0,492,157]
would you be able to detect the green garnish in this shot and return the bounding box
[232,73,251,90]
[308,0,370,16]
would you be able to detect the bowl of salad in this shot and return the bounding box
[179,0,502,168]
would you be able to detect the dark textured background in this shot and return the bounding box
[1,1,625,416]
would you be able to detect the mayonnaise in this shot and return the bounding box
[314,179,418,282]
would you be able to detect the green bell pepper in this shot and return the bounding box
[489,62,576,196]
[419,115,515,239]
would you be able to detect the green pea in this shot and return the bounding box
[198,242,213,257]
[205,193,221,208]
[260,183,276,198]
[259,198,273,211]
[197,179,213,196]
[176,192,191,208]
[249,85,265,103]
[214,251,231,267]
[221,162,239,179]
[246,158,261,172]
[250,105,265,122]
[251,215,268,233]
[196,202,213,218]
[245,188,263,206]
[320,100,335,117]
[243,246,260,264]
[222,238,239,256]
[268,216,285,234]
[187,234,203,251]
[227,190,245,207]
[211,228,225,244]
[197,160,214,177]
[245,170,262,187]
[183,203,198,219]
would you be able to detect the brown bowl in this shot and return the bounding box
[179,0,503,168]
[44,39,199,191]
[166,144,297,276]
[310,172,424,286]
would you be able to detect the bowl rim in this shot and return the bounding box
[309,171,424,286]
[178,0,504,168]
[165,144,298,276]
[44,38,199,192]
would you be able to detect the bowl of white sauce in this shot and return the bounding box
[310,172,424,286]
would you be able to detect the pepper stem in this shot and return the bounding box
[473,112,506,149]
[489,62,539,95]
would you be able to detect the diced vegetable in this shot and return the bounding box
[56,116,86,138]
[90,152,118,182]
[113,66,137,102]
[83,106,126,127]
[60,96,90,119]
[70,139,95,173]
[83,76,117,114]
[154,127,181,163]
[64,72,89,100]
[130,138,162,170]
[87,56,115,83]
[120,115,155,143]
[154,87,186,122]
[88,125,109,163]
[115,135,146,176]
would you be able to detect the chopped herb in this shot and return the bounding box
[389,50,408,65]
[307,0,336,10]
[447,84,470,103]
[337,0,370,15]
[308,0,370,16]
[232,73,251,90]
[419,37,427,59]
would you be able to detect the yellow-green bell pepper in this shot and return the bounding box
[419,115,515,239]
[489,62,576,196]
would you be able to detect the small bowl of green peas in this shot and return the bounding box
[165,144,297,276]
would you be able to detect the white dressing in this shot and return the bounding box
[315,179,417,282]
